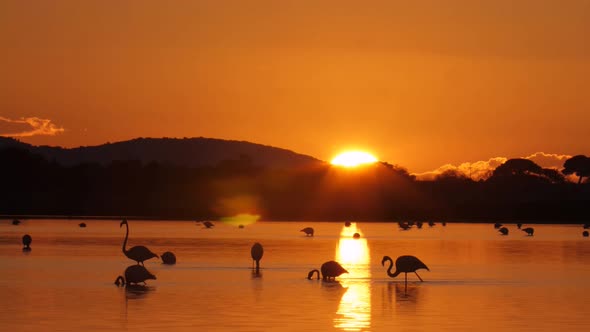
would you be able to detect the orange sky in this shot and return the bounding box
[1,0,589,173]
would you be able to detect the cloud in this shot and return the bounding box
[0,116,65,137]
[415,152,573,181]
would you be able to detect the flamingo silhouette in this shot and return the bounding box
[22,234,32,251]
[382,255,429,291]
[12,219,21,225]
[120,219,158,265]
[522,227,534,236]
[161,251,176,265]
[517,223,523,229]
[251,242,264,273]
[202,221,214,228]
[498,227,509,235]
[79,222,87,228]
[300,227,314,237]
[307,261,348,281]
[114,265,157,286]
[583,231,589,237]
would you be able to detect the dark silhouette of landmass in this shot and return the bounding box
[0,137,588,222]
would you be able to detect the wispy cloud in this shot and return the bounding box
[0,116,65,137]
[415,152,573,181]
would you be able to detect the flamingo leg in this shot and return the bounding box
[405,273,408,293]
[415,271,424,282]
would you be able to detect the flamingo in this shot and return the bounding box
[382,255,429,291]
[300,227,314,237]
[251,242,264,273]
[307,261,348,281]
[583,231,589,237]
[114,265,157,286]
[161,251,177,265]
[79,222,87,228]
[517,223,523,229]
[202,221,214,228]
[12,219,20,225]
[22,234,32,251]
[120,219,158,265]
[522,227,534,236]
[498,227,509,235]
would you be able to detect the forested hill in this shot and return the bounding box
[0,137,324,169]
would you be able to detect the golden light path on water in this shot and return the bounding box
[334,223,371,331]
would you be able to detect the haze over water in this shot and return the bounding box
[1,220,589,331]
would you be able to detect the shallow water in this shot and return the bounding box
[1,220,589,331]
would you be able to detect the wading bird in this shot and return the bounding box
[307,261,348,281]
[583,231,589,237]
[79,222,87,228]
[300,227,314,237]
[120,219,158,265]
[522,227,534,236]
[251,242,264,273]
[114,265,157,286]
[22,234,32,251]
[202,221,214,228]
[161,251,176,265]
[382,255,429,291]
[499,227,509,235]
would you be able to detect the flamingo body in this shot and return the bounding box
[522,227,534,236]
[499,227,509,235]
[161,251,177,264]
[22,234,32,250]
[115,265,157,286]
[307,261,348,281]
[300,227,314,236]
[251,242,264,272]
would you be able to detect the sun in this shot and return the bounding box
[331,151,378,167]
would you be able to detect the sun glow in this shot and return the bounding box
[331,151,378,167]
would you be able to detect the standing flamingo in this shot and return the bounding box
[382,255,429,291]
[22,234,32,251]
[120,219,158,265]
[307,261,348,281]
[251,242,264,273]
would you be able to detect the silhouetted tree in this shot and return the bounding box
[491,158,543,177]
[562,155,590,184]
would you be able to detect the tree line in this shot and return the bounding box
[1,147,589,222]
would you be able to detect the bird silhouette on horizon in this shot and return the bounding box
[161,251,176,265]
[307,261,348,281]
[498,227,509,235]
[522,227,534,236]
[120,219,158,265]
[382,255,429,291]
[251,242,264,274]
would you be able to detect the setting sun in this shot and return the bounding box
[331,151,378,167]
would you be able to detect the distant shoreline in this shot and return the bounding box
[1,215,586,224]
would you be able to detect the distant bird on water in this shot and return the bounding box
[583,231,589,237]
[344,221,352,227]
[22,234,32,251]
[494,223,503,229]
[79,222,87,228]
[517,223,523,229]
[300,227,314,237]
[202,221,214,228]
[583,224,590,229]
[498,227,509,235]
[161,251,177,265]
[120,219,158,265]
[251,242,264,273]
[353,233,360,239]
[307,261,348,281]
[382,255,429,290]
[522,227,534,236]
[114,265,157,286]
[12,219,21,225]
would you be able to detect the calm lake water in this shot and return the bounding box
[1,219,589,331]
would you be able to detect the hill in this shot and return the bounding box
[0,136,324,169]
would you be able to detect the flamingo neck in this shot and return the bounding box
[122,222,129,254]
[114,276,125,286]
[307,269,320,280]
[386,258,399,278]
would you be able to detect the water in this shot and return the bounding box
[1,220,589,331]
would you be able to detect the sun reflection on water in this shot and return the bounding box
[334,223,371,331]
